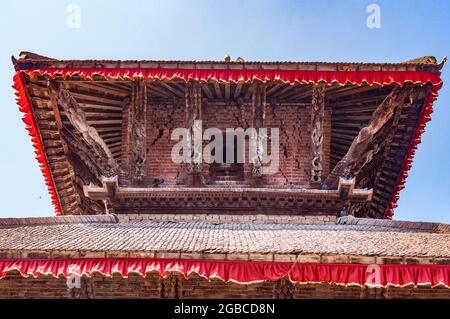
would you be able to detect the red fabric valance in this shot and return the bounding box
[21,67,443,86]
[13,68,443,217]
[0,258,449,288]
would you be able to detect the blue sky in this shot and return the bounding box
[0,0,449,222]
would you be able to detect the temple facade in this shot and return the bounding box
[0,52,449,299]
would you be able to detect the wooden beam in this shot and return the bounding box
[323,85,413,189]
[266,83,284,96]
[159,81,184,97]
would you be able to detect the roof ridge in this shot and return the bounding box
[0,214,118,228]
[12,52,445,68]
[337,216,450,233]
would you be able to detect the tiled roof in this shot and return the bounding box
[12,51,446,72]
[0,214,117,228]
[0,215,449,259]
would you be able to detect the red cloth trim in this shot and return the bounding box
[13,68,443,217]
[384,82,443,218]
[0,258,449,288]
[13,72,62,215]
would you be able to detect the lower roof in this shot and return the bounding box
[0,215,449,262]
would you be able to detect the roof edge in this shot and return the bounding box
[0,214,118,228]
[337,216,450,233]
[12,52,446,72]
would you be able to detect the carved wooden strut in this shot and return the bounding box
[310,83,325,185]
[48,81,119,179]
[323,85,413,189]
[127,80,148,182]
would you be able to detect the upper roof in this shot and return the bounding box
[11,52,445,219]
[12,52,446,72]
[0,215,449,262]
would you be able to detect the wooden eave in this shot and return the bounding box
[12,52,445,218]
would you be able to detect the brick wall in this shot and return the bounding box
[121,101,331,187]
[1,271,448,299]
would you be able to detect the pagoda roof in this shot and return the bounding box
[11,52,446,218]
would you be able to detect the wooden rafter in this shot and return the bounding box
[159,81,184,97]
[213,81,222,99]
[234,81,244,98]
[201,83,214,99]
[225,82,231,100]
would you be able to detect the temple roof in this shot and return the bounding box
[12,52,446,72]
[11,52,445,219]
[1,215,449,262]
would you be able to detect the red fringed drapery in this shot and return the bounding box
[13,68,443,217]
[0,258,449,288]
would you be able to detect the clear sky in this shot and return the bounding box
[0,0,449,222]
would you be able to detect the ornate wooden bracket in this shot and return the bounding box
[310,83,325,186]
[251,81,266,178]
[48,81,119,179]
[323,85,413,189]
[185,81,203,186]
[127,80,148,182]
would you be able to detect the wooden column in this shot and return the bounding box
[127,80,148,183]
[323,85,413,189]
[251,81,266,179]
[310,83,325,187]
[185,81,203,186]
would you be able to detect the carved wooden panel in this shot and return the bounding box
[310,84,325,185]
[127,80,148,182]
[185,81,203,183]
[251,82,266,177]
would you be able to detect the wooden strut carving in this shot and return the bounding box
[310,83,325,185]
[48,81,119,179]
[323,85,413,189]
[185,81,202,175]
[127,80,148,182]
[251,81,266,176]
